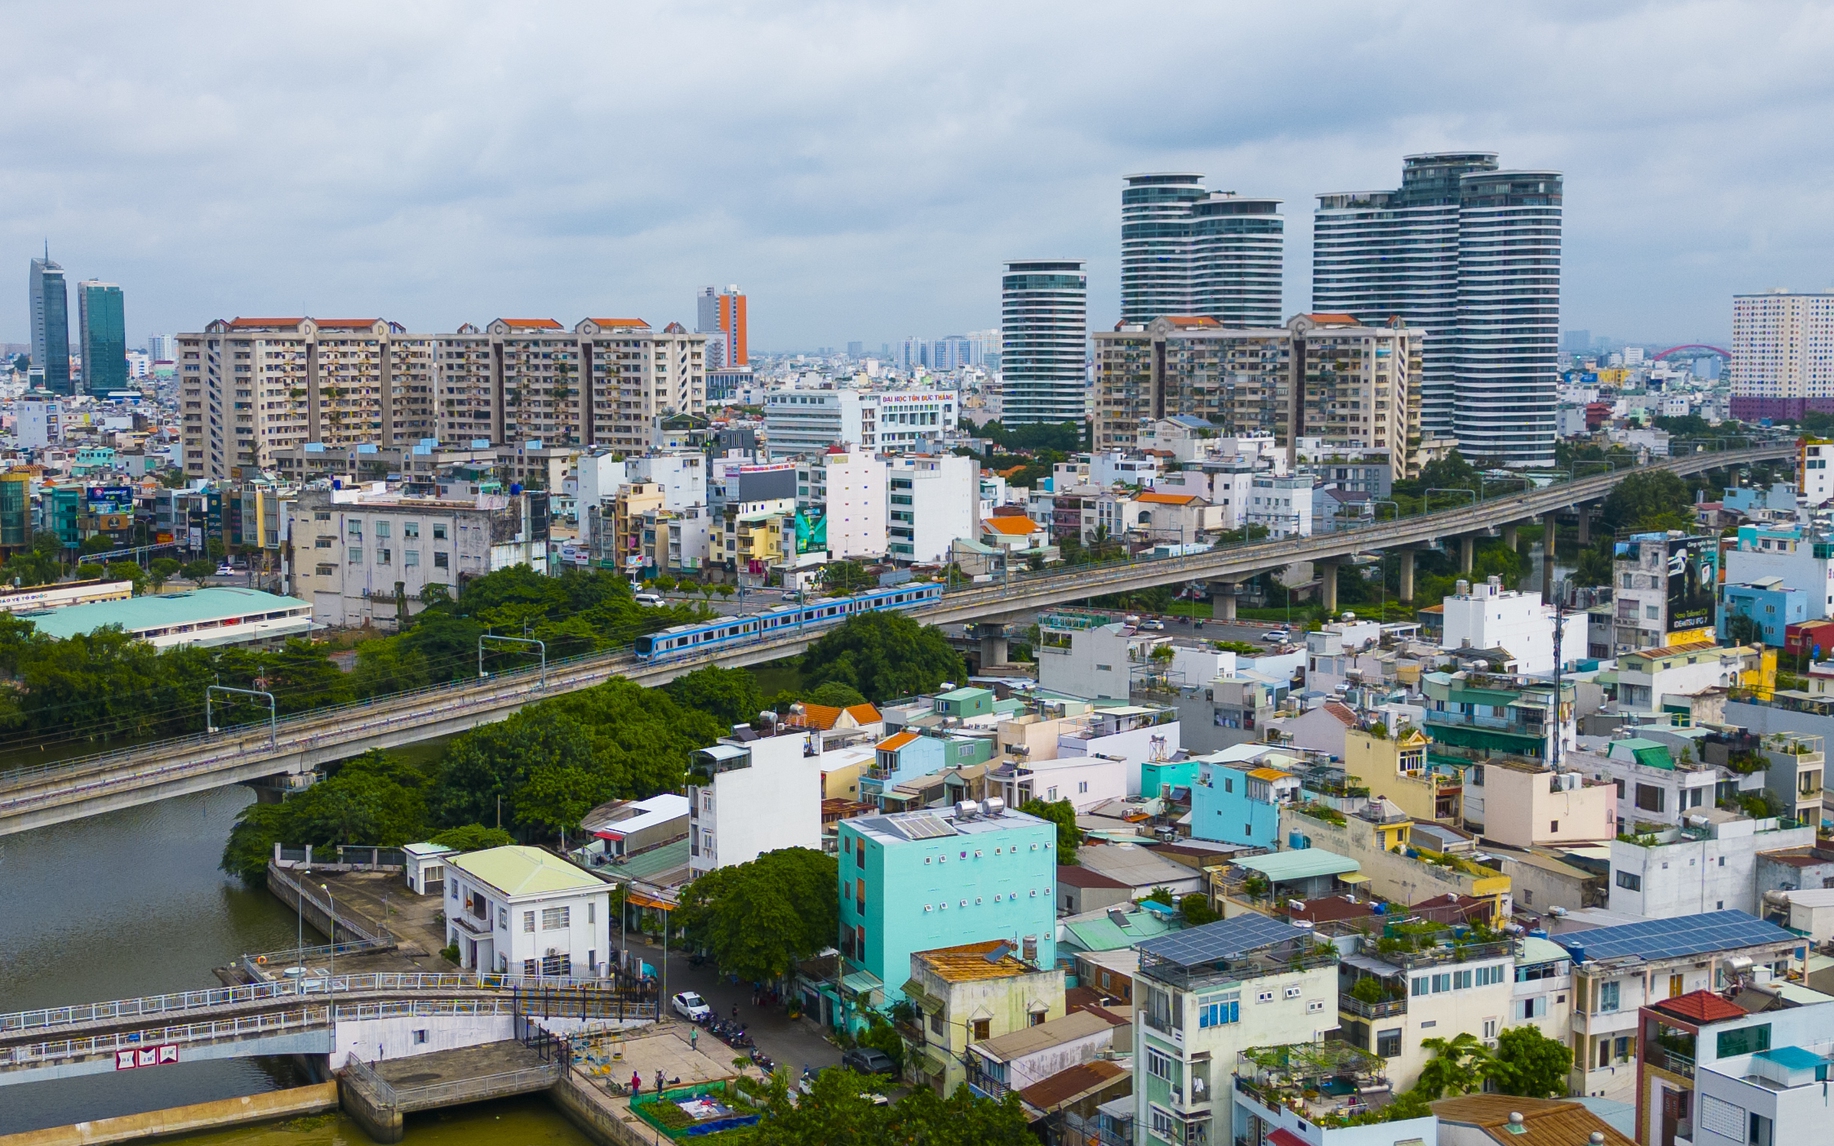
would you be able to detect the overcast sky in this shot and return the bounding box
[4,1,1830,352]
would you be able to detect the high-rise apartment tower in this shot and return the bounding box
[78,281,127,393]
[696,285,747,371]
[1728,290,1834,422]
[1313,153,1562,466]
[1001,259,1088,426]
[28,253,71,395]
[1121,174,1283,327]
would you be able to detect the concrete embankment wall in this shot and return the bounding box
[549,1069,654,1146]
[0,1083,338,1146]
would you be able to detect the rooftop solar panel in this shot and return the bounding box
[1552,910,1797,963]
[1137,912,1306,966]
[885,812,957,841]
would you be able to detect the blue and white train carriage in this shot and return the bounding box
[632,583,945,662]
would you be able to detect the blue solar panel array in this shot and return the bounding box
[1137,911,1307,966]
[1553,910,1797,963]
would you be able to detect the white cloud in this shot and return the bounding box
[1,0,1829,348]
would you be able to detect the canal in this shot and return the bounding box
[0,783,591,1145]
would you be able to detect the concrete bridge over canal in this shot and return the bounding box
[0,972,655,1088]
[0,443,1790,837]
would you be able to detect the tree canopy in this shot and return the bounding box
[1019,797,1083,862]
[799,611,965,703]
[676,847,838,982]
[1599,469,1695,534]
[429,678,725,834]
[221,750,430,881]
[1486,1025,1573,1098]
[663,665,764,728]
[748,1067,1034,1146]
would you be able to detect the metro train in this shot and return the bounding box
[632,582,946,662]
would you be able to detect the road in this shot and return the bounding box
[633,939,840,1078]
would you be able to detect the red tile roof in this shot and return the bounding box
[498,318,564,329]
[1056,864,1130,890]
[588,318,649,328]
[1653,990,1748,1024]
[225,316,306,328]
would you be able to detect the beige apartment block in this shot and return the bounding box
[1092,313,1421,478]
[179,318,437,478]
[182,315,705,478]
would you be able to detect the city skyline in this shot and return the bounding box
[3,4,1829,351]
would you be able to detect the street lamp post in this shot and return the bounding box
[322,883,334,986]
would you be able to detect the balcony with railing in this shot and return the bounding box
[1233,1041,1394,1131]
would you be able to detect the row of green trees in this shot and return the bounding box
[0,565,707,755]
[215,601,970,880]
[1382,1027,1572,1118]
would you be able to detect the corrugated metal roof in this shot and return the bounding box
[451,846,604,896]
[23,587,311,640]
[1232,849,1359,882]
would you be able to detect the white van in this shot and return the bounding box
[633,592,665,607]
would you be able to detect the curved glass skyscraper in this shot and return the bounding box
[1001,260,1087,426]
[1313,153,1561,467]
[1122,174,1283,327]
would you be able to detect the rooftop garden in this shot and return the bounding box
[1236,1041,1392,1127]
[1292,802,1348,827]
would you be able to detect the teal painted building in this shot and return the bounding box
[835,805,1057,1027]
[1140,759,1200,800]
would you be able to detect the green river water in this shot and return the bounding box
[0,784,592,1145]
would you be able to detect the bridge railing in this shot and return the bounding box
[0,442,1791,804]
[0,997,524,1069]
[0,972,644,1036]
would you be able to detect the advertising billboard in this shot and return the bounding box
[1665,535,1717,634]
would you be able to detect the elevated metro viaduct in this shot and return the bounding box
[0,443,1789,837]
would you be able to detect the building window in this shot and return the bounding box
[540,905,570,930]
[1616,870,1641,891]
[434,552,449,568]
[403,522,419,539]
[1145,1048,1172,1081]
[375,521,391,538]
[523,910,536,933]
[1197,991,1239,1027]
[1634,784,1664,812]
[498,907,508,928]
[1376,1028,1402,1057]
[1596,980,1620,1013]
[377,548,392,565]
[433,524,448,540]
[405,549,420,566]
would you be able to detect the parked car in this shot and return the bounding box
[671,991,711,1021]
[634,592,666,607]
[841,1047,896,1076]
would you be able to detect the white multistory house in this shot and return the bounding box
[687,724,823,877]
[1334,928,1517,1093]
[1134,914,1351,1146]
[795,446,888,560]
[1607,812,1816,918]
[287,484,547,629]
[1440,576,1579,675]
[763,388,958,457]
[444,846,611,978]
[886,454,977,563]
[1245,474,1314,537]
[1551,909,1805,1102]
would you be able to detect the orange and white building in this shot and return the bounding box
[179,316,706,479]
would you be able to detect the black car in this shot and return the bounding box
[841,1047,895,1076]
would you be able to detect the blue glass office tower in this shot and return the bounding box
[78,281,128,393]
[29,255,71,395]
